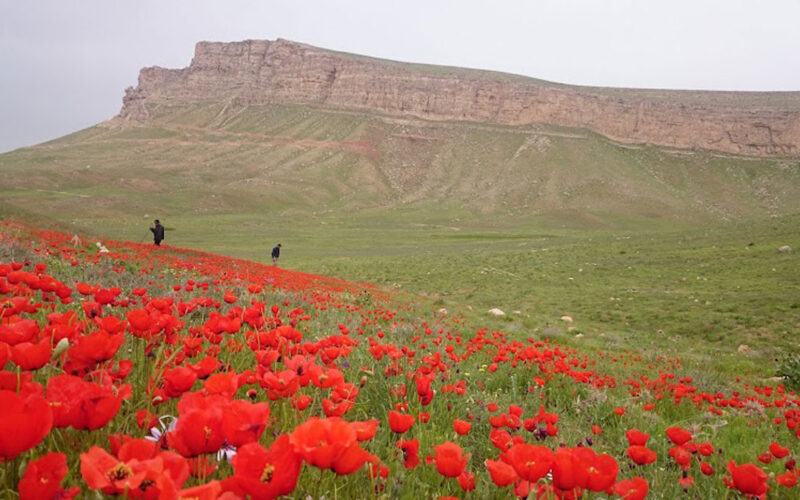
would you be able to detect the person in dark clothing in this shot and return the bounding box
[150,220,165,246]
[271,243,282,265]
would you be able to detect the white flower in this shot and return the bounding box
[217,443,237,462]
[144,414,177,443]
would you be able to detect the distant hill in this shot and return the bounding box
[1,39,799,241]
[119,39,800,157]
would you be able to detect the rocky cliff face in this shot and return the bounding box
[120,39,800,157]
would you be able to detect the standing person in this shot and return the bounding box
[271,243,282,265]
[150,220,165,246]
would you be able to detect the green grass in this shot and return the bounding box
[2,225,798,499]
[1,103,799,386]
[6,203,796,386]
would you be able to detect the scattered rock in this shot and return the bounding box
[737,344,753,355]
[437,308,448,315]
[560,315,573,323]
[541,326,563,338]
[488,308,505,317]
[574,333,584,339]
[778,245,792,254]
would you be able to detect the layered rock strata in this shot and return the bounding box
[120,39,800,156]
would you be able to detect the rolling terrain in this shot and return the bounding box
[0,39,798,362]
[2,101,799,235]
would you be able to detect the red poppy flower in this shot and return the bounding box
[490,429,512,450]
[0,389,53,460]
[290,417,375,474]
[453,419,472,435]
[368,462,390,486]
[665,426,692,446]
[777,470,798,488]
[503,443,554,483]
[204,370,240,396]
[613,477,648,500]
[135,409,158,431]
[485,458,518,487]
[770,441,790,459]
[10,337,51,371]
[292,393,312,410]
[626,445,657,465]
[724,460,769,497]
[46,374,122,430]
[167,393,227,457]
[697,442,714,456]
[259,369,299,400]
[93,287,120,305]
[388,410,415,433]
[308,365,344,389]
[669,446,691,470]
[18,452,79,500]
[396,438,420,469]
[163,366,198,398]
[416,375,434,406]
[178,481,223,500]
[126,308,152,332]
[351,419,380,441]
[432,442,469,478]
[582,449,619,492]
[0,318,39,345]
[551,447,588,492]
[65,329,124,372]
[625,429,650,446]
[700,461,714,475]
[457,470,475,492]
[80,446,147,495]
[222,399,271,447]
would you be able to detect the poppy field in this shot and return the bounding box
[1,220,799,499]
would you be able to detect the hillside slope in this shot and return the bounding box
[2,103,799,233]
[2,39,800,251]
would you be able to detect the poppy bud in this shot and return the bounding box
[52,337,70,358]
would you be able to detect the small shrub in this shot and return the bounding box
[776,352,800,391]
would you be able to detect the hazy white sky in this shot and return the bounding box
[2,0,799,152]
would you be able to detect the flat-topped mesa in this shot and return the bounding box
[120,39,800,157]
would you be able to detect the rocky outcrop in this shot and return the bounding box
[120,39,800,157]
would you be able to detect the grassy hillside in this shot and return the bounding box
[2,103,799,235]
[1,103,798,372]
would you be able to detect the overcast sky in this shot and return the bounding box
[2,0,800,153]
